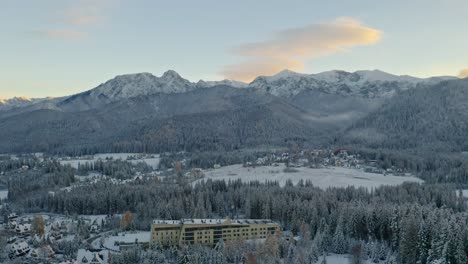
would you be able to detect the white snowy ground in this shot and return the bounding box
[320,254,384,264]
[457,189,468,198]
[0,190,8,200]
[194,164,423,189]
[59,153,160,169]
[101,231,151,251]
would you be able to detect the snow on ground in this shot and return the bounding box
[80,215,108,225]
[320,254,384,264]
[129,157,160,169]
[0,190,8,200]
[194,164,423,189]
[59,153,160,169]
[457,189,468,198]
[102,231,151,251]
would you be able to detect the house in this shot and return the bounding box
[90,224,99,233]
[7,236,17,244]
[9,220,18,229]
[75,249,109,264]
[213,164,221,169]
[8,213,18,221]
[9,241,30,257]
[15,223,31,234]
[185,168,204,178]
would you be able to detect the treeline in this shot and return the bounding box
[158,150,281,170]
[76,159,152,179]
[350,147,468,184]
[7,160,75,201]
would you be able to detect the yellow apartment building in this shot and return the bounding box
[151,219,280,247]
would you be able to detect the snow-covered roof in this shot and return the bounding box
[153,220,182,225]
[12,241,29,250]
[153,219,277,225]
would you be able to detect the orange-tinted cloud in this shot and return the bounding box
[223,18,382,82]
[63,0,109,26]
[65,9,103,26]
[458,69,468,78]
[33,0,111,40]
[32,29,87,40]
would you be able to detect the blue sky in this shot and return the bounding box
[1,0,468,98]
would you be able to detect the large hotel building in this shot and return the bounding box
[151,218,280,247]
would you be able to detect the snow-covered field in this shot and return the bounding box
[194,164,423,189]
[320,254,384,264]
[59,153,160,169]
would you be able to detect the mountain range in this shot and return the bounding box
[0,69,465,154]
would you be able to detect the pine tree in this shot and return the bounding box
[417,222,429,264]
[332,218,348,254]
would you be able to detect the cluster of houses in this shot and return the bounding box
[240,149,406,176]
[3,212,114,263]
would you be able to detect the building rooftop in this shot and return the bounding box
[152,219,276,225]
[152,220,182,225]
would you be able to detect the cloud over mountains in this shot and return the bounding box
[223,18,382,81]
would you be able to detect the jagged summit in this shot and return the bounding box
[0,96,39,111]
[89,70,195,100]
[161,69,182,79]
[1,69,459,113]
[249,69,457,98]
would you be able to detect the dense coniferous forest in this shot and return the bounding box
[345,79,468,152]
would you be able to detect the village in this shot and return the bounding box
[3,210,152,263]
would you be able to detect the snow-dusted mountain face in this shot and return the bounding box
[0,69,463,153]
[250,69,457,98]
[49,70,247,112]
[0,69,457,114]
[0,97,42,111]
[197,79,248,89]
[90,71,196,99]
[88,70,247,100]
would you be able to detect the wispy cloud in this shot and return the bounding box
[63,0,110,26]
[65,7,103,26]
[222,18,382,82]
[458,69,468,78]
[32,29,87,40]
[33,0,111,40]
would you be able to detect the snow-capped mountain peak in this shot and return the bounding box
[2,69,459,113]
[161,69,182,80]
[249,69,458,98]
[89,71,196,100]
[0,96,39,111]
